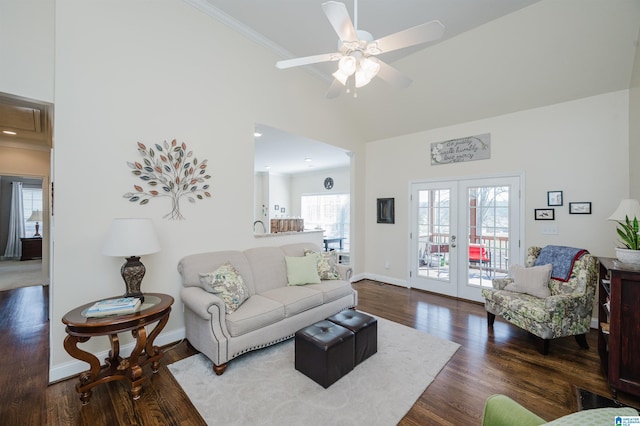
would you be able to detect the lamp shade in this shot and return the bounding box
[608,199,640,221]
[102,218,160,257]
[27,210,42,222]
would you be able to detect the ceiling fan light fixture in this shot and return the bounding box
[332,68,349,85]
[359,56,380,80]
[354,71,372,88]
[338,55,357,76]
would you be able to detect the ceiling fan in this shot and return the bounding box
[275,0,445,98]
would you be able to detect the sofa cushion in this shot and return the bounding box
[199,262,250,314]
[304,249,341,280]
[225,295,285,337]
[244,247,289,293]
[305,281,354,303]
[260,286,323,317]
[285,256,321,285]
[505,264,552,298]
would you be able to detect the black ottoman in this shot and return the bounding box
[295,320,354,388]
[327,310,377,366]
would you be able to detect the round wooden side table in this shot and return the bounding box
[62,293,174,404]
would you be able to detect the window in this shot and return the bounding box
[301,194,350,251]
[22,187,43,237]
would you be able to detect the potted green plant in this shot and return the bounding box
[614,215,640,264]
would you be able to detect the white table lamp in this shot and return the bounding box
[27,210,43,237]
[102,218,160,299]
[608,199,640,222]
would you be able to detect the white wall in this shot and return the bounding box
[268,173,291,218]
[0,0,54,102]
[290,166,350,217]
[364,91,629,285]
[630,36,640,200]
[50,0,363,381]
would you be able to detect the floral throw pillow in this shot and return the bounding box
[304,249,341,280]
[199,262,250,314]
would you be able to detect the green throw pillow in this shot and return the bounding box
[285,255,321,286]
[304,249,341,280]
[199,262,250,314]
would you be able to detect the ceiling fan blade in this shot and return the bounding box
[322,1,358,42]
[276,53,341,69]
[372,58,413,89]
[326,79,343,99]
[374,20,444,54]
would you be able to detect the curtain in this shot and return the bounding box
[3,182,25,259]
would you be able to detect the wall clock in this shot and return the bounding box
[324,177,334,190]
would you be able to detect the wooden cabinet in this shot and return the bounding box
[598,258,640,398]
[20,237,42,261]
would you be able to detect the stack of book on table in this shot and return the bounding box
[84,297,141,317]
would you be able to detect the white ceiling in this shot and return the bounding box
[194,0,541,80]
[254,124,350,175]
[191,0,640,173]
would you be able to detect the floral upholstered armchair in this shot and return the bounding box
[481,246,598,354]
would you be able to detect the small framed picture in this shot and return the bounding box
[569,202,591,214]
[280,207,285,213]
[535,208,555,220]
[377,198,395,224]
[274,205,279,210]
[547,191,563,206]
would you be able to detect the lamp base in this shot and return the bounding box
[121,256,146,300]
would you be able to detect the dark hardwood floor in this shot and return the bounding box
[2,280,639,425]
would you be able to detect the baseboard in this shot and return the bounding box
[352,272,408,288]
[49,327,185,383]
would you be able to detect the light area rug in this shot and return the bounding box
[0,259,43,291]
[168,315,460,426]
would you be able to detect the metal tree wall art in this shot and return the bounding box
[124,139,211,220]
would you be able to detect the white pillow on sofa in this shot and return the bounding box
[285,255,321,286]
[504,263,552,298]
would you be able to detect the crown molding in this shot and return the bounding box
[183,0,330,82]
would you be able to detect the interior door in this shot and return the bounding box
[410,175,521,302]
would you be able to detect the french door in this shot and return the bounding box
[409,175,522,302]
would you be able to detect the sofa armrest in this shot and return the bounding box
[491,278,513,290]
[181,286,227,320]
[335,264,353,281]
[482,394,546,426]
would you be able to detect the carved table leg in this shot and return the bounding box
[144,310,170,373]
[128,326,148,400]
[64,335,101,405]
[105,333,122,369]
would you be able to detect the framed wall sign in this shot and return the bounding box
[547,191,563,206]
[569,202,591,214]
[535,208,555,220]
[377,198,395,224]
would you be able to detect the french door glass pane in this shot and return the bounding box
[417,188,450,280]
[467,186,510,288]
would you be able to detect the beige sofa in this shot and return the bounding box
[178,242,356,375]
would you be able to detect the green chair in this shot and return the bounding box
[482,394,638,426]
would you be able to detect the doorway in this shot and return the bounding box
[409,174,523,302]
